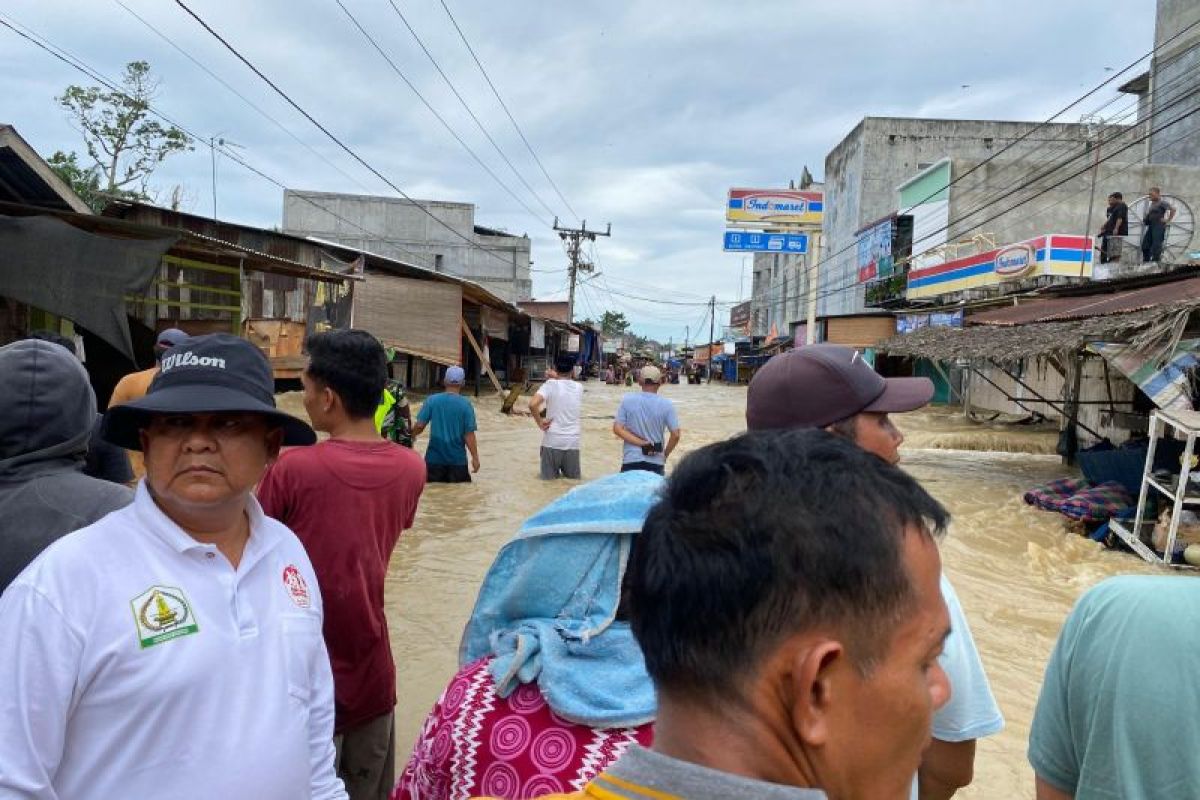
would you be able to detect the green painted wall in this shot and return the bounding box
[899,161,951,208]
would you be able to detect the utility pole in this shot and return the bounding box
[554,217,611,323]
[707,294,716,383]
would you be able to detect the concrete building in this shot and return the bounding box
[821,117,1113,317]
[1149,0,1200,165]
[282,190,533,303]
[821,111,1200,315]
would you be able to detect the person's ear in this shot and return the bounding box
[138,429,151,458]
[790,639,848,748]
[265,427,285,462]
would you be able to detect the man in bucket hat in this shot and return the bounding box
[0,334,346,800]
[747,345,1003,800]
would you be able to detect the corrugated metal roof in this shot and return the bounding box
[969,276,1200,326]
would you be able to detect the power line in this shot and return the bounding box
[109,0,383,199]
[774,100,1200,312]
[0,14,494,277]
[381,0,561,222]
[171,0,531,270]
[438,0,580,222]
[762,14,1200,307]
[327,0,551,228]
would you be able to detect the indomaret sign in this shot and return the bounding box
[726,189,823,226]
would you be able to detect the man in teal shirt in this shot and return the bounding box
[1029,575,1200,799]
[413,366,479,483]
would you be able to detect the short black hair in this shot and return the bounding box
[627,428,948,699]
[26,329,77,356]
[554,355,575,375]
[304,329,387,419]
[1109,192,1123,200]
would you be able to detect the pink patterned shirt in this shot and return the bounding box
[393,658,654,800]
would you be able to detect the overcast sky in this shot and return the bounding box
[1,1,1156,341]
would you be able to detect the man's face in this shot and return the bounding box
[1150,188,1161,201]
[141,412,282,513]
[846,412,904,464]
[818,528,951,799]
[1108,196,1118,207]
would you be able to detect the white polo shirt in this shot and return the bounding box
[0,483,346,800]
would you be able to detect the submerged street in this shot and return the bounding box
[358,383,1157,800]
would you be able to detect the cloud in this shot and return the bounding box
[0,0,1156,340]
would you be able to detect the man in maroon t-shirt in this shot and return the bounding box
[258,329,425,800]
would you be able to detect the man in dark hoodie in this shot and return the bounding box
[25,330,133,486]
[0,339,132,593]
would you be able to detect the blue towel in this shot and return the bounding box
[458,471,663,728]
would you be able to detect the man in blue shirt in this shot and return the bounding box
[1029,575,1200,800]
[612,365,681,476]
[413,366,479,483]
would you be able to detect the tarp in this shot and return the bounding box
[1091,338,1200,412]
[0,214,176,359]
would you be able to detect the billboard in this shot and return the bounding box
[727,189,823,226]
[906,234,1094,300]
[856,217,895,283]
[723,231,809,253]
[896,309,964,334]
[729,301,751,327]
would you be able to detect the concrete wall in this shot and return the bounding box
[947,160,1200,258]
[750,249,812,336]
[282,190,532,303]
[1150,0,1200,165]
[820,117,1108,317]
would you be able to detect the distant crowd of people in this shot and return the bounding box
[0,328,1195,800]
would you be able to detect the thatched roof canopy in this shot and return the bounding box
[882,305,1197,364]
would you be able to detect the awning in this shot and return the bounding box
[969,276,1200,326]
[0,214,176,359]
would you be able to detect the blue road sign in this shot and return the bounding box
[723,231,809,253]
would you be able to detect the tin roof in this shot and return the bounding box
[968,276,1200,326]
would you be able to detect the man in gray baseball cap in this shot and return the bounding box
[747,344,1003,800]
[747,344,933,464]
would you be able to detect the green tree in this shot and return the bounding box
[599,310,630,337]
[50,61,192,212]
[45,151,105,212]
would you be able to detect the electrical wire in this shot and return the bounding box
[747,14,1200,304]
[109,0,384,198]
[327,0,551,228]
[0,13,497,277]
[171,0,536,269]
[382,0,562,221]
[768,100,1200,313]
[438,0,580,222]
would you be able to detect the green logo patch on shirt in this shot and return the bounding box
[131,585,199,648]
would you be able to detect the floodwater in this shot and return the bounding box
[293,382,1161,799]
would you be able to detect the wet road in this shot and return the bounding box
[337,382,1158,798]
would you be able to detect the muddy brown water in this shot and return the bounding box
[281,383,1159,798]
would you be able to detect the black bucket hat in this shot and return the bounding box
[102,333,317,451]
